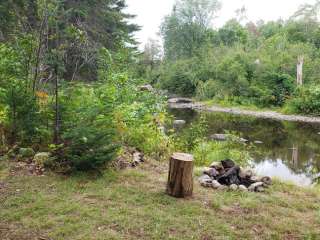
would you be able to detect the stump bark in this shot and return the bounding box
[166,153,194,198]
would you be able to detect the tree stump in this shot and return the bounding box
[166,153,194,198]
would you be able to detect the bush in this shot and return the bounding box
[159,59,197,96]
[286,85,320,116]
[52,84,119,172]
[193,138,252,167]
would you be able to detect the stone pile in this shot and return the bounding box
[198,159,272,192]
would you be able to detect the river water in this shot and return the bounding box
[170,108,320,186]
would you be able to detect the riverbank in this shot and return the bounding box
[1,157,320,239]
[169,101,320,123]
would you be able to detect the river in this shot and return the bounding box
[170,108,320,186]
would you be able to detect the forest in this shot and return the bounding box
[1,0,320,239]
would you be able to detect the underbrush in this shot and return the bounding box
[172,115,252,167]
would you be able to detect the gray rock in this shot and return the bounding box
[239,138,249,143]
[239,185,248,192]
[229,184,238,191]
[210,134,228,141]
[239,168,254,179]
[33,152,50,167]
[203,167,219,178]
[209,161,223,170]
[250,176,261,183]
[256,186,265,192]
[132,151,144,167]
[248,182,265,192]
[217,185,228,190]
[168,98,193,104]
[173,120,186,127]
[199,175,213,187]
[212,180,222,189]
[19,148,35,158]
[261,176,272,185]
[138,84,154,92]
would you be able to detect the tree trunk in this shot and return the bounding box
[166,153,194,198]
[297,56,304,86]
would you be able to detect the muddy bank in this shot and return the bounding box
[169,102,320,123]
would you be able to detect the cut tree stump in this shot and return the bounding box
[166,153,194,198]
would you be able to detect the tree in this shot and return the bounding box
[142,38,162,69]
[161,0,221,60]
[218,19,249,46]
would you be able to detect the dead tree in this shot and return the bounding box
[297,56,304,86]
[167,153,194,198]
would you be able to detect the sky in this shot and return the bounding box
[126,0,317,48]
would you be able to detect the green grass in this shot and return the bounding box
[1,159,320,240]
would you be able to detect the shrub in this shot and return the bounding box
[193,138,252,167]
[159,59,197,96]
[52,84,119,172]
[287,85,320,116]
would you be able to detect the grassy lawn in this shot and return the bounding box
[1,159,320,240]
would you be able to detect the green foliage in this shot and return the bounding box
[175,115,208,151]
[154,0,320,115]
[286,85,320,116]
[159,59,197,96]
[193,139,251,166]
[160,0,221,60]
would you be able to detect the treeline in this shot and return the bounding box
[141,0,320,115]
[0,1,170,171]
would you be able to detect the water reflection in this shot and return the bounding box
[169,108,320,186]
[253,159,313,186]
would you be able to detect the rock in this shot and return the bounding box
[254,140,263,144]
[173,120,186,127]
[239,138,248,143]
[239,168,254,179]
[248,182,265,192]
[203,167,219,178]
[217,185,228,190]
[199,175,213,187]
[261,176,272,186]
[168,98,193,104]
[33,152,51,167]
[19,148,35,158]
[250,175,261,183]
[211,180,222,189]
[7,145,19,158]
[229,184,238,191]
[217,166,241,185]
[221,159,235,169]
[158,126,166,134]
[255,186,265,192]
[138,84,154,92]
[209,161,223,170]
[239,185,248,192]
[210,134,228,141]
[132,151,144,167]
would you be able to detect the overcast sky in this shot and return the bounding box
[126,0,317,47]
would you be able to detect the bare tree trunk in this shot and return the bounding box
[297,56,304,86]
[33,14,47,92]
[53,67,60,145]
